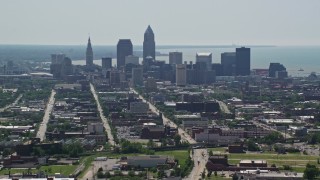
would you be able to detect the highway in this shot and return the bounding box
[36,90,56,141]
[217,100,231,114]
[90,83,115,146]
[130,88,196,144]
[130,88,209,180]
[0,94,23,112]
[186,148,208,180]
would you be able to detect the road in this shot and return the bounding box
[251,120,292,139]
[130,88,196,144]
[186,148,208,180]
[82,159,118,180]
[36,90,56,141]
[0,94,23,112]
[131,89,208,180]
[217,100,231,114]
[90,83,115,146]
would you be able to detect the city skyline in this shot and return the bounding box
[0,0,320,46]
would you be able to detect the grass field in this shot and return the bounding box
[155,150,190,168]
[226,152,319,173]
[0,165,77,176]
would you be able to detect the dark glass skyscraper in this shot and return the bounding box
[221,52,236,76]
[117,39,133,69]
[235,47,250,76]
[86,37,93,67]
[269,63,286,77]
[143,25,155,61]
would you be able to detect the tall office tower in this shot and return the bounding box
[221,52,236,76]
[60,57,73,77]
[176,64,187,86]
[235,47,251,76]
[102,57,112,70]
[125,55,139,65]
[117,39,133,69]
[86,37,94,67]
[132,67,143,86]
[196,53,212,71]
[51,54,65,64]
[50,54,65,78]
[169,52,183,65]
[110,70,121,85]
[143,25,155,61]
[269,63,286,77]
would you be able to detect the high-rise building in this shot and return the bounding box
[221,52,236,76]
[132,67,143,86]
[50,54,73,78]
[176,64,187,86]
[169,52,183,65]
[102,57,112,70]
[117,39,133,69]
[235,47,250,76]
[86,37,93,67]
[196,53,212,71]
[145,77,157,92]
[125,55,139,65]
[269,63,287,77]
[143,25,155,61]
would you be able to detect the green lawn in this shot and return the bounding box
[227,152,320,173]
[228,153,318,161]
[155,150,189,168]
[209,147,227,153]
[0,165,77,176]
[40,165,77,176]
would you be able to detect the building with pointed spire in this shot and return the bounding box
[86,37,93,67]
[143,25,155,61]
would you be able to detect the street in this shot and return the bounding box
[36,90,56,141]
[130,88,196,144]
[217,100,231,114]
[0,94,23,112]
[90,83,115,146]
[186,148,208,180]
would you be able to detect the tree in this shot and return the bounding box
[147,139,155,148]
[97,171,104,178]
[201,169,206,179]
[62,141,84,157]
[304,163,319,180]
[157,169,165,179]
[174,134,181,146]
[232,173,239,180]
[105,171,111,178]
[209,150,213,156]
[128,170,135,177]
[246,140,260,151]
[2,148,12,156]
[32,147,45,157]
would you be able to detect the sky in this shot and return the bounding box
[0,0,319,46]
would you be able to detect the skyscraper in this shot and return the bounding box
[143,25,155,61]
[269,63,286,77]
[169,52,183,65]
[117,39,133,69]
[86,37,93,67]
[235,47,250,76]
[221,52,236,76]
[101,57,112,70]
[132,67,143,86]
[176,64,187,86]
[196,53,212,71]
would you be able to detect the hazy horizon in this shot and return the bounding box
[1,0,320,46]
